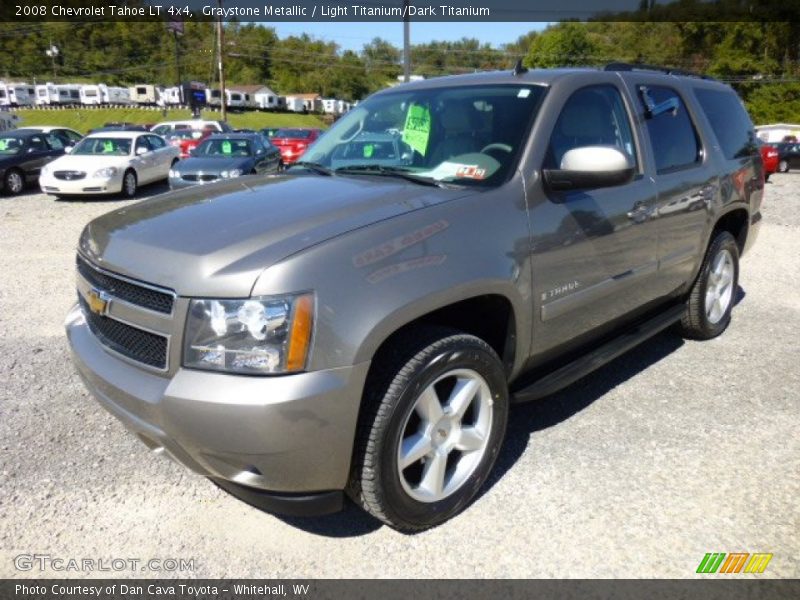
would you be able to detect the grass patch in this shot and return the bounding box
[14,107,326,134]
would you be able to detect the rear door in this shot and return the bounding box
[145,134,172,179]
[528,80,660,357]
[621,77,718,297]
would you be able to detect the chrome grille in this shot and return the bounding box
[78,296,168,369]
[54,170,86,180]
[182,173,218,182]
[76,255,174,314]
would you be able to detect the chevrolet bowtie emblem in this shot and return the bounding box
[86,288,110,315]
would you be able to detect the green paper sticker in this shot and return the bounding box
[221,141,232,155]
[0,140,6,151]
[363,144,374,158]
[402,103,431,157]
[103,140,114,153]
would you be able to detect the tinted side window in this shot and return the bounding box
[45,133,64,149]
[546,85,637,169]
[135,136,152,153]
[148,135,165,149]
[28,136,47,151]
[639,86,701,173]
[694,88,756,160]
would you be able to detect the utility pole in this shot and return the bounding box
[403,0,410,82]
[173,31,181,96]
[216,0,227,121]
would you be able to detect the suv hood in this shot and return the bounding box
[80,173,471,297]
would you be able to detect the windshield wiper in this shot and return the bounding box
[334,164,443,187]
[287,161,333,176]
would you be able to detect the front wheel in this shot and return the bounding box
[121,169,137,198]
[349,328,509,532]
[4,168,25,195]
[678,231,739,340]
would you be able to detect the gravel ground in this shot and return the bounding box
[0,176,798,579]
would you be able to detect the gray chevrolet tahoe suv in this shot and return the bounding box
[67,64,763,531]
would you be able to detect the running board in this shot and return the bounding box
[512,304,685,403]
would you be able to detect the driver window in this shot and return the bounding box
[546,85,637,170]
[29,136,47,152]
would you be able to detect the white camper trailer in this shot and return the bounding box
[284,96,306,113]
[55,84,81,105]
[159,86,183,106]
[129,84,161,105]
[35,83,60,105]
[254,88,283,110]
[0,83,35,107]
[80,84,131,105]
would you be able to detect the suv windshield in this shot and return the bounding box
[303,84,546,186]
[72,137,132,156]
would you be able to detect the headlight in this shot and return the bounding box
[93,166,118,179]
[40,165,50,176]
[169,169,177,178]
[183,293,314,375]
[220,169,242,178]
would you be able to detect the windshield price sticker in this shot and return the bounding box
[402,103,432,157]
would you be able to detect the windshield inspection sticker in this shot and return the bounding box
[103,140,114,153]
[455,164,487,180]
[363,143,375,158]
[402,103,432,156]
[221,141,232,154]
[0,140,6,151]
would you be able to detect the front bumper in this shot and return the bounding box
[65,304,369,512]
[40,173,123,195]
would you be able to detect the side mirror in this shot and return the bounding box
[136,146,148,156]
[543,146,635,191]
[189,148,198,157]
[64,146,72,154]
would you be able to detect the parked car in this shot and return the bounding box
[15,126,83,150]
[66,66,762,531]
[775,142,800,172]
[270,127,322,164]
[151,120,232,136]
[758,139,779,180]
[0,130,67,194]
[40,131,179,198]
[168,133,282,189]
[164,127,214,159]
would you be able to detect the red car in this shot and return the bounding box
[165,127,215,159]
[270,128,322,164]
[759,140,779,181]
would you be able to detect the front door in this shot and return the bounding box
[528,82,660,358]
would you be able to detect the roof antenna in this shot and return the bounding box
[512,59,528,76]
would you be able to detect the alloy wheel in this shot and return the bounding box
[705,248,735,324]
[397,368,493,503]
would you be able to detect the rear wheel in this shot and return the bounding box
[678,231,739,340]
[121,169,137,198]
[4,168,24,195]
[349,328,509,532]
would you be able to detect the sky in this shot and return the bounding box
[269,22,549,52]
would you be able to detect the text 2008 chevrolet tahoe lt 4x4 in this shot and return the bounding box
[67,65,762,531]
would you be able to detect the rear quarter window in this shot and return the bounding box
[693,88,757,160]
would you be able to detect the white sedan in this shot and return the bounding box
[39,131,179,198]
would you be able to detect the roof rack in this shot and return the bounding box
[604,62,716,81]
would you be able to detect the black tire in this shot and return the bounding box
[778,159,789,173]
[349,327,509,532]
[121,169,137,198]
[765,173,770,182]
[678,231,740,340]
[4,168,25,195]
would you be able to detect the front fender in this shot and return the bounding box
[251,180,533,377]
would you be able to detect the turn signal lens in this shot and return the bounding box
[286,294,314,372]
